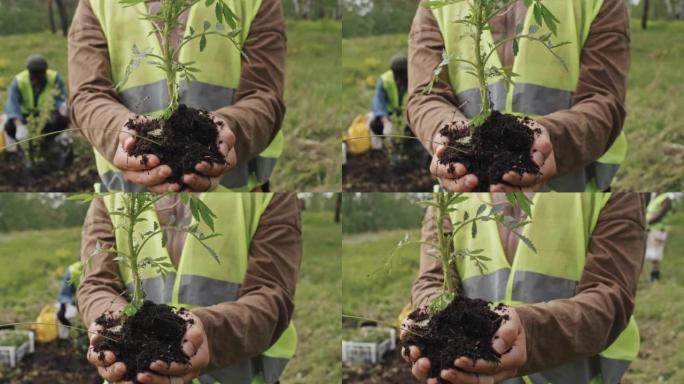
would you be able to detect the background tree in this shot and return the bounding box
[48,0,69,37]
[643,0,651,29]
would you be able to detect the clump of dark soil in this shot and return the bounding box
[343,139,433,192]
[94,301,192,383]
[402,296,508,383]
[127,105,225,186]
[439,111,541,191]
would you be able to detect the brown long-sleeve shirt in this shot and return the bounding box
[77,193,302,373]
[68,0,286,166]
[411,193,645,375]
[408,0,630,177]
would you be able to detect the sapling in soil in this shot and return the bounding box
[423,0,569,191]
[69,192,221,382]
[397,192,535,383]
[116,0,244,185]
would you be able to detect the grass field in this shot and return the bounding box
[342,207,684,382]
[341,20,684,191]
[0,19,341,192]
[0,209,341,384]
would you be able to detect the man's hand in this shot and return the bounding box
[87,320,132,384]
[400,319,437,383]
[181,114,237,192]
[430,120,479,192]
[113,116,178,193]
[14,122,28,141]
[401,307,527,384]
[431,120,557,192]
[136,311,210,384]
[490,121,556,192]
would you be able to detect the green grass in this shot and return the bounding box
[0,227,81,324]
[342,228,420,327]
[0,20,341,192]
[342,210,684,382]
[614,20,684,191]
[341,20,684,191]
[281,210,342,384]
[0,210,341,383]
[271,20,342,192]
[623,209,684,383]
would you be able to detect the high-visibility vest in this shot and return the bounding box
[647,193,672,231]
[90,1,283,192]
[68,261,83,290]
[380,70,406,116]
[102,193,296,384]
[432,1,628,192]
[16,69,58,116]
[448,194,639,384]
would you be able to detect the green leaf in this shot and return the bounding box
[200,34,207,52]
[513,38,519,56]
[476,204,486,216]
[463,211,469,221]
[513,231,537,253]
[533,3,543,28]
[215,1,223,24]
[471,220,477,239]
[161,230,168,248]
[222,3,238,29]
[428,291,455,313]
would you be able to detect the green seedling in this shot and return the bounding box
[117,0,243,121]
[68,192,220,317]
[422,0,569,127]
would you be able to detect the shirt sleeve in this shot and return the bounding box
[407,6,468,154]
[372,78,390,118]
[212,0,287,166]
[535,0,631,175]
[516,193,645,374]
[76,197,128,327]
[68,0,134,163]
[192,193,302,372]
[4,78,24,122]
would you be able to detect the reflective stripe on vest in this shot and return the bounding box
[449,194,639,384]
[433,1,627,192]
[90,0,282,192]
[16,69,58,115]
[103,193,296,384]
[647,193,671,231]
[381,70,403,115]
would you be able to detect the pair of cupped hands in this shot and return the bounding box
[430,120,557,192]
[114,114,237,192]
[86,311,209,384]
[400,307,527,384]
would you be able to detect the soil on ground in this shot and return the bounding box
[343,348,415,384]
[0,140,98,192]
[0,339,100,384]
[127,105,225,186]
[343,141,434,192]
[94,301,190,384]
[402,296,507,384]
[439,111,540,192]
